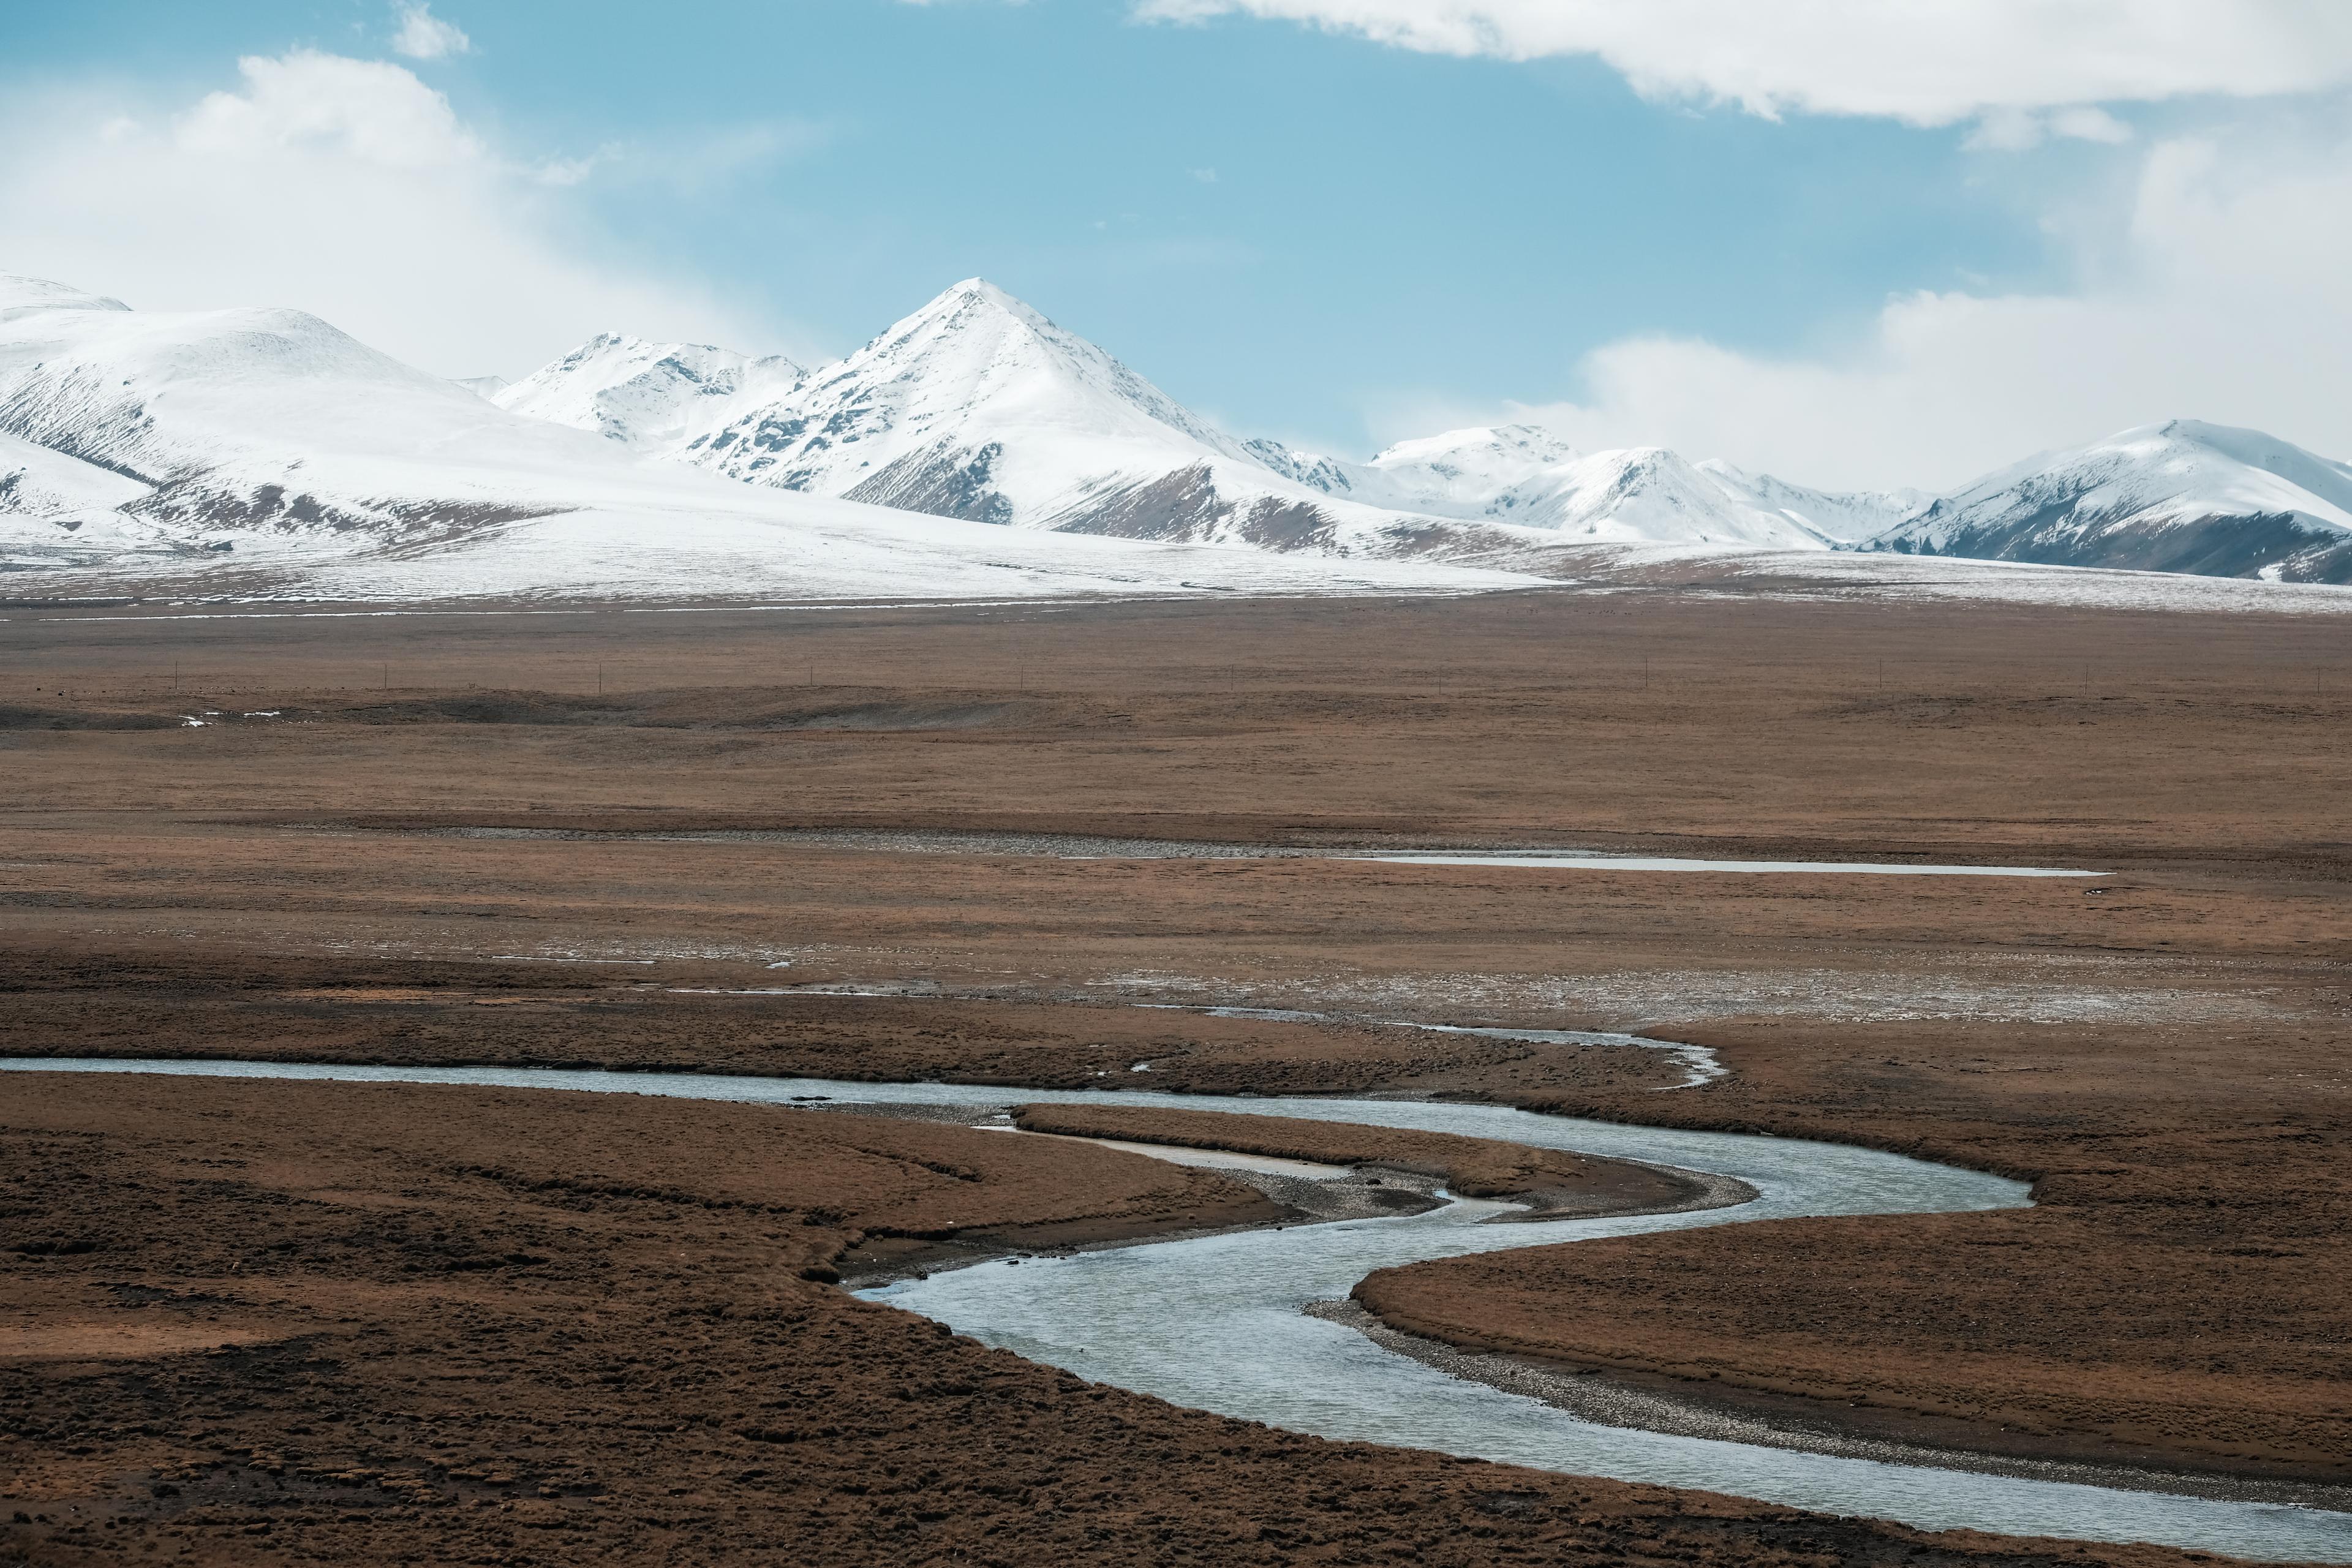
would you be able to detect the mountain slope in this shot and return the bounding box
[1861,420,2352,583]
[0,429,165,567]
[0,428,149,520]
[492,334,802,450]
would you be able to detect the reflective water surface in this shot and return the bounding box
[1355,854,2107,877]
[9,1057,2343,1561]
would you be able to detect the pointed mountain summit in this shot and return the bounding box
[675,279,1417,548]
[681,276,1256,493]
[1861,420,2352,582]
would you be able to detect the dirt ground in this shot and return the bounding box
[2,587,2348,1562]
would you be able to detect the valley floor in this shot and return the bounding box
[2,589,2346,1564]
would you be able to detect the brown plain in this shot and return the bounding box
[2,587,2348,1562]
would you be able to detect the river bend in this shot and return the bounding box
[9,1057,2345,1561]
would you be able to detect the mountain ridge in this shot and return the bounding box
[509,279,1914,557]
[8,268,2350,594]
[0,271,1539,603]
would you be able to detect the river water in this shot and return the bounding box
[9,1057,2343,1561]
[1353,853,2105,877]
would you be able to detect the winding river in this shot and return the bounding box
[10,1057,2346,1561]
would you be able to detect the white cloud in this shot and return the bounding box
[176,50,481,168]
[2052,107,2134,145]
[391,4,472,61]
[1963,105,2134,153]
[1433,123,2352,490]
[0,51,785,380]
[1138,0,2352,126]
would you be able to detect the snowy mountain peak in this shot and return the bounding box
[1240,424,1578,518]
[1352,425,1585,513]
[1861,417,2352,582]
[677,274,1264,522]
[1494,445,1830,548]
[826,277,1242,455]
[1370,423,1578,475]
[0,274,133,318]
[2130,419,2352,512]
[927,277,1049,327]
[1694,459,1928,543]
[1245,424,1845,549]
[492,332,804,449]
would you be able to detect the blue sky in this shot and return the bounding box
[7,2,2351,485]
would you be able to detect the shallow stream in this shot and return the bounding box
[10,1057,2344,1561]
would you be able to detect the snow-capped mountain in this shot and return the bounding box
[556,284,1877,556]
[1499,448,1836,547]
[1248,424,1897,549]
[453,375,510,399]
[13,266,2345,602]
[0,272,684,538]
[1860,420,2352,584]
[1694,461,1928,544]
[1242,424,1580,516]
[663,278,1447,554]
[493,333,803,450]
[0,273,1537,602]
